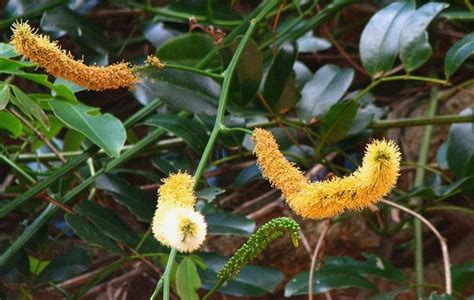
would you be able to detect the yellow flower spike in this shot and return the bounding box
[253,128,401,220]
[10,21,138,91]
[157,172,196,209]
[152,207,207,253]
[252,128,310,199]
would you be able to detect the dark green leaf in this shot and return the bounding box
[95,173,156,222]
[452,261,474,293]
[144,114,208,153]
[368,287,410,300]
[360,2,415,77]
[320,100,358,143]
[0,240,29,283]
[0,111,22,137]
[446,108,474,178]
[297,64,354,121]
[444,32,474,78]
[38,247,91,283]
[234,164,262,187]
[263,43,299,112]
[41,7,110,54]
[65,213,122,254]
[197,187,225,203]
[284,269,378,297]
[226,38,262,107]
[10,86,49,130]
[200,253,284,297]
[0,83,11,110]
[429,292,456,300]
[176,257,201,300]
[206,212,255,236]
[400,2,449,72]
[157,33,218,66]
[75,200,140,248]
[135,68,218,115]
[49,100,126,158]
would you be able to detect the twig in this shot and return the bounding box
[308,220,331,300]
[380,199,452,295]
[39,192,75,214]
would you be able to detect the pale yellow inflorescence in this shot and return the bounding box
[152,172,207,253]
[253,128,401,219]
[10,22,138,91]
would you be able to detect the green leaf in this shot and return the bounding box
[95,173,156,222]
[157,33,219,66]
[0,82,11,110]
[400,2,449,72]
[0,111,22,137]
[320,100,358,143]
[452,261,474,293]
[197,187,225,203]
[135,68,218,115]
[200,253,284,297]
[284,269,378,297]
[429,292,456,300]
[446,108,474,178]
[263,43,299,112]
[297,64,354,121]
[176,257,201,300]
[65,213,123,254]
[75,200,140,248]
[444,32,474,78]
[0,43,16,58]
[144,113,208,153]
[40,7,110,54]
[296,32,331,53]
[206,212,255,236]
[368,287,410,300]
[49,100,126,158]
[10,86,49,130]
[38,247,91,283]
[226,38,262,107]
[360,2,415,77]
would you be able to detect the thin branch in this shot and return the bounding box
[308,220,331,300]
[381,199,452,295]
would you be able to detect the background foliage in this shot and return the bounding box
[0,0,473,299]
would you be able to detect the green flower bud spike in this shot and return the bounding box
[217,217,301,280]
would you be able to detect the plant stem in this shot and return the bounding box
[159,248,177,300]
[413,88,438,298]
[202,278,225,300]
[369,114,474,129]
[308,220,331,300]
[381,75,451,86]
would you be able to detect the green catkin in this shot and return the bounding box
[217,217,300,280]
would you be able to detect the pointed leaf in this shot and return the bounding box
[157,33,218,66]
[49,100,126,157]
[446,108,474,178]
[38,247,91,283]
[0,83,10,110]
[360,2,415,76]
[320,100,358,143]
[444,32,474,78]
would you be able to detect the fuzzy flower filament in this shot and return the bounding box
[10,22,138,91]
[152,173,207,253]
[253,128,401,219]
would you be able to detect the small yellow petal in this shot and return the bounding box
[157,172,196,209]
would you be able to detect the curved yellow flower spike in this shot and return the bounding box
[152,172,207,253]
[10,22,137,91]
[253,128,400,219]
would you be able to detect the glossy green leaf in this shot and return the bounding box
[226,38,262,107]
[10,86,49,130]
[41,7,110,54]
[75,200,140,248]
[206,212,255,236]
[297,64,354,121]
[176,257,201,300]
[284,269,378,297]
[200,253,284,297]
[65,213,122,254]
[38,247,91,283]
[263,43,299,112]
[452,261,474,293]
[0,111,22,137]
[320,100,358,143]
[157,33,218,66]
[135,68,218,115]
[297,32,331,53]
[444,32,474,78]
[400,2,449,72]
[49,100,126,158]
[95,173,156,222]
[144,113,208,153]
[446,108,474,178]
[0,83,11,110]
[360,2,415,77]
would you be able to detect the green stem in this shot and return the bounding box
[162,249,177,300]
[381,75,451,86]
[0,154,36,184]
[413,88,438,298]
[202,278,225,300]
[370,114,474,129]
[166,64,224,80]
